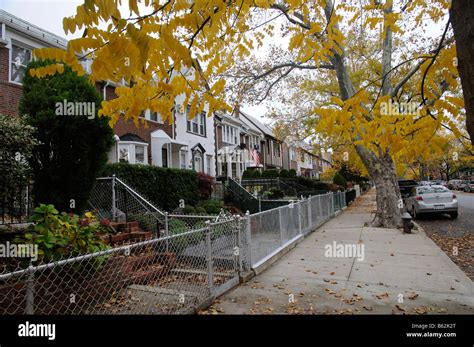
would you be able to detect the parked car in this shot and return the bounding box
[418,181,432,186]
[464,180,474,193]
[398,179,418,199]
[405,185,458,219]
[457,180,470,191]
[447,179,464,190]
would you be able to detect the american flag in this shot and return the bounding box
[251,146,261,167]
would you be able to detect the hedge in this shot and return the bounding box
[101,163,199,211]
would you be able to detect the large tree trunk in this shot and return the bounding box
[356,148,403,228]
[450,0,474,145]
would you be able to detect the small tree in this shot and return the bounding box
[333,172,347,189]
[20,60,114,213]
[288,169,297,178]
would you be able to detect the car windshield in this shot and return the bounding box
[417,186,449,194]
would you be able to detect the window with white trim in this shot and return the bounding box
[135,145,145,163]
[180,150,187,169]
[290,148,297,161]
[186,109,206,136]
[223,124,238,144]
[10,43,32,84]
[206,155,213,175]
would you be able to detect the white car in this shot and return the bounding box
[405,185,458,219]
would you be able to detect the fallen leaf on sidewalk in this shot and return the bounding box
[408,293,419,300]
[395,304,406,312]
[362,306,373,311]
[375,293,389,299]
[330,272,336,275]
[330,280,338,284]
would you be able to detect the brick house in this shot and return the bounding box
[0,9,67,116]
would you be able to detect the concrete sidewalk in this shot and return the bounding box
[204,189,474,314]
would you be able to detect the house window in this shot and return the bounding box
[149,111,163,123]
[162,147,168,168]
[290,148,296,161]
[135,145,145,163]
[249,135,259,150]
[10,43,32,84]
[223,124,238,144]
[194,152,203,172]
[119,144,130,163]
[180,150,187,169]
[186,109,206,136]
[206,155,212,175]
[273,142,281,157]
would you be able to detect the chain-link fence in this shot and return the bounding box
[0,218,241,315]
[0,187,346,315]
[247,192,346,268]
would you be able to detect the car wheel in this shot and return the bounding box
[450,211,458,219]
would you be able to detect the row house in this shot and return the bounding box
[283,138,322,178]
[0,10,216,177]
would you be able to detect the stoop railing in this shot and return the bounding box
[88,176,167,236]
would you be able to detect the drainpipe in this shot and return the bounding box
[103,81,110,101]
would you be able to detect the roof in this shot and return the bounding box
[119,133,147,143]
[239,111,276,139]
[0,10,67,49]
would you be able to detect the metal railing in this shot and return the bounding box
[88,176,167,236]
[0,183,33,225]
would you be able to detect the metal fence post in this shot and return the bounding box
[205,220,214,296]
[25,261,35,314]
[318,194,322,222]
[111,175,117,222]
[308,195,312,230]
[279,207,284,246]
[245,210,252,268]
[164,212,169,252]
[236,215,243,273]
[297,200,302,235]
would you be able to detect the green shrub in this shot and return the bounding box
[262,187,284,199]
[182,205,196,214]
[0,114,38,205]
[262,169,279,178]
[101,163,199,210]
[14,204,110,262]
[288,169,297,177]
[279,169,289,178]
[195,207,207,214]
[197,199,224,214]
[333,172,348,189]
[127,213,158,233]
[20,60,114,213]
[167,218,190,252]
[242,169,261,179]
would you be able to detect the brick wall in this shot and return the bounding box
[0,46,23,116]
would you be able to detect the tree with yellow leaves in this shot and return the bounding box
[31,0,470,228]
